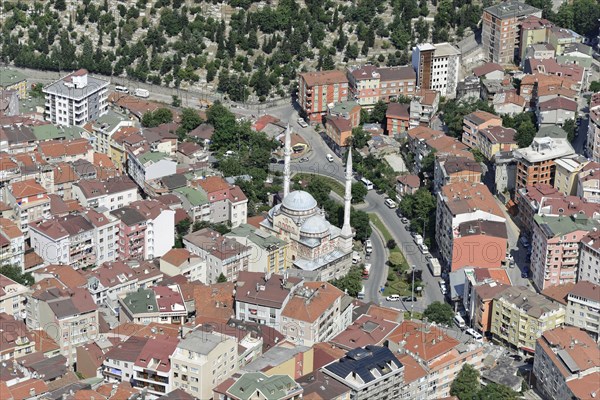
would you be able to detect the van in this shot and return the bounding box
[384,198,397,208]
[326,154,334,162]
[386,294,400,302]
[360,178,374,190]
[453,314,466,329]
[115,85,128,94]
[365,239,372,255]
[134,88,150,98]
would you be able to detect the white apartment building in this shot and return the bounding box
[566,281,600,340]
[159,248,206,283]
[412,43,461,98]
[29,214,96,270]
[85,110,134,154]
[4,179,51,238]
[83,209,119,265]
[578,230,600,285]
[0,274,28,319]
[126,149,177,193]
[129,199,175,259]
[226,224,289,274]
[43,69,109,127]
[171,330,239,399]
[0,218,24,270]
[72,176,139,211]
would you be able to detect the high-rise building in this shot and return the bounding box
[482,1,542,65]
[43,69,109,127]
[298,70,348,123]
[411,43,461,98]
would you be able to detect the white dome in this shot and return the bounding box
[281,190,318,212]
[300,215,329,234]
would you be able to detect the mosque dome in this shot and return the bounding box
[300,215,330,235]
[281,190,318,213]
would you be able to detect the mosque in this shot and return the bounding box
[260,125,354,281]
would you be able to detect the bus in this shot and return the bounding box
[361,177,374,190]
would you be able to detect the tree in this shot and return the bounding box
[0,264,34,286]
[180,108,203,132]
[515,119,536,148]
[476,383,519,400]
[386,239,397,249]
[420,151,436,176]
[450,364,481,400]
[590,81,600,93]
[141,108,173,128]
[54,0,66,11]
[351,182,368,204]
[175,218,191,236]
[171,95,181,107]
[562,119,576,142]
[370,100,388,124]
[423,301,454,325]
[331,266,363,297]
[350,128,371,149]
[217,273,228,283]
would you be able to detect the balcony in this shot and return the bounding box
[136,372,169,385]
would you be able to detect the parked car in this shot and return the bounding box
[299,157,309,163]
[297,118,308,128]
[521,269,529,279]
[520,236,530,248]
[510,354,523,362]
[401,217,409,224]
[326,154,334,162]
[465,328,483,340]
[402,296,417,302]
[384,198,398,208]
[386,295,401,302]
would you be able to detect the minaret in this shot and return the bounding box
[283,123,291,198]
[340,150,353,251]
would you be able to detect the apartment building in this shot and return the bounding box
[43,69,109,127]
[82,208,119,265]
[37,138,94,164]
[29,214,96,270]
[347,65,416,107]
[566,281,600,340]
[577,161,600,203]
[102,335,148,383]
[171,329,238,399]
[214,372,303,400]
[195,176,248,228]
[0,313,35,360]
[234,271,302,328]
[5,179,51,237]
[280,282,351,346]
[513,136,575,192]
[408,89,440,129]
[478,126,518,160]
[579,230,600,285]
[0,218,24,270]
[433,155,481,194]
[482,1,542,65]
[159,248,205,283]
[322,346,404,400]
[118,285,187,325]
[324,115,353,154]
[537,97,578,127]
[452,219,508,271]
[461,110,502,149]
[132,336,179,396]
[298,70,349,123]
[491,286,565,354]
[110,207,147,260]
[530,214,598,290]
[411,43,460,98]
[72,176,139,210]
[519,16,553,61]
[396,174,421,198]
[386,103,410,136]
[587,93,600,162]
[129,199,175,259]
[226,224,289,274]
[26,286,98,356]
[0,274,28,319]
[436,182,506,266]
[470,282,511,334]
[183,228,251,283]
[553,156,589,196]
[533,326,600,400]
[173,186,211,223]
[0,69,27,98]
[387,320,485,399]
[328,100,361,128]
[126,149,177,193]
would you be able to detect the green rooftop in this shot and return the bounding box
[138,151,170,164]
[226,372,301,400]
[534,214,599,238]
[0,69,27,87]
[93,110,129,132]
[32,124,84,141]
[174,186,208,206]
[330,100,360,115]
[121,288,158,315]
[536,126,568,139]
[19,96,45,113]
[227,224,286,250]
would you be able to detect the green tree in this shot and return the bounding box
[0,264,34,286]
[54,0,66,11]
[351,182,368,204]
[350,127,371,149]
[476,383,519,400]
[590,81,600,93]
[141,108,174,128]
[420,151,436,176]
[423,301,454,325]
[370,100,388,124]
[175,218,191,236]
[171,95,181,107]
[217,273,228,283]
[562,119,577,142]
[450,364,481,400]
[351,209,372,241]
[331,266,363,297]
[515,119,536,148]
[180,108,203,132]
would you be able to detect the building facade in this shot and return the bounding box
[566,281,600,340]
[412,43,460,98]
[298,70,349,123]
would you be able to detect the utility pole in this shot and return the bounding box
[411,265,415,319]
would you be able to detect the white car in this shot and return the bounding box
[297,118,308,128]
[384,198,397,208]
[326,154,334,162]
[465,328,483,340]
[386,295,401,302]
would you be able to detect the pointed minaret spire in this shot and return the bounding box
[340,150,353,246]
[283,123,291,198]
